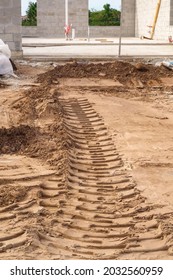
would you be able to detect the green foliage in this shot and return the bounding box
[89,3,120,26]
[22,2,37,26]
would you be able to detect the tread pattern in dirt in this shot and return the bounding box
[54,97,172,259]
[0,97,172,259]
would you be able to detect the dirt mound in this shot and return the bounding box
[11,81,68,167]
[0,122,66,168]
[37,61,172,86]
[0,125,36,154]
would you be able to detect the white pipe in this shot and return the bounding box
[118,0,122,57]
[65,0,68,26]
[88,26,90,42]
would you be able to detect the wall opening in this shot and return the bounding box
[89,0,121,26]
[21,0,37,26]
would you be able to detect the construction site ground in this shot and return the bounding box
[0,59,173,260]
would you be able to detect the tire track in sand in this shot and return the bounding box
[39,97,172,259]
[0,97,173,259]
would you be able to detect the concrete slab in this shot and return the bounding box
[22,37,171,46]
[22,37,173,59]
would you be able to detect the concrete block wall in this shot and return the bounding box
[0,0,22,56]
[37,0,88,37]
[37,0,65,37]
[135,0,173,40]
[22,26,38,37]
[89,26,120,38]
[121,0,136,36]
[69,0,88,37]
[24,0,135,38]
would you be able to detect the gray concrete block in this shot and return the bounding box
[0,0,22,53]
[3,33,13,42]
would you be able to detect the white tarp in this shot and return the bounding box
[0,39,13,75]
[0,39,11,58]
[0,53,13,75]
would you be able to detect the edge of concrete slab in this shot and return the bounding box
[22,43,173,47]
[22,55,173,62]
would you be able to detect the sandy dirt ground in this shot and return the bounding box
[0,60,173,260]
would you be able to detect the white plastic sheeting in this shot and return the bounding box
[0,39,13,75]
[0,39,11,58]
[0,53,13,75]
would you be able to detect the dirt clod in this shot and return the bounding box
[0,125,36,154]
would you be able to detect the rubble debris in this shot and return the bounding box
[162,61,173,70]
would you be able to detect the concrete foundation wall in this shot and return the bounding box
[0,0,22,56]
[22,25,135,39]
[22,27,38,37]
[22,26,121,39]
[135,0,173,40]
[89,26,120,38]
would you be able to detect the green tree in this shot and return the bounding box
[22,2,37,26]
[103,4,111,15]
[89,4,120,26]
